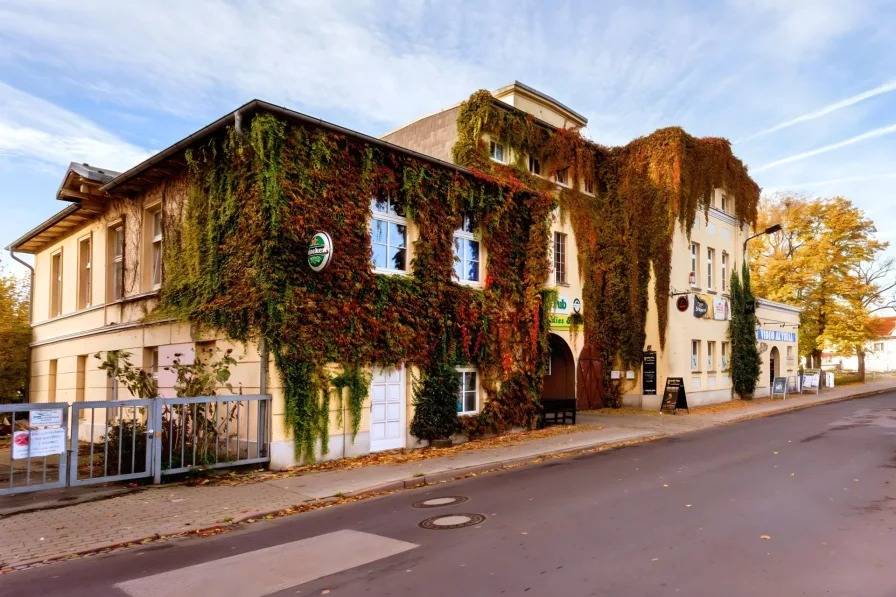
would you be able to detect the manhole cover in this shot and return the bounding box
[412,496,469,508]
[419,513,486,530]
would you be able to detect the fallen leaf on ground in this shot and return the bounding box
[773,452,778,455]
[652,557,659,561]
[321,591,330,595]
[56,526,65,530]
[521,532,528,535]
[663,484,669,487]
[761,535,771,540]
[686,504,692,508]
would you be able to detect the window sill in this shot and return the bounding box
[490,157,505,165]
[690,286,702,292]
[456,280,483,289]
[458,411,479,417]
[690,370,702,374]
[555,282,570,288]
[373,267,409,277]
[706,290,717,295]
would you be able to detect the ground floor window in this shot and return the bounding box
[455,368,478,415]
[691,340,701,371]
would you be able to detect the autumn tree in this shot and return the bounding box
[0,266,31,400]
[750,194,888,371]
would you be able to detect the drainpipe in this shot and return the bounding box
[9,249,34,402]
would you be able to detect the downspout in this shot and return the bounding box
[9,249,34,402]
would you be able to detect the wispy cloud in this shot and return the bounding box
[762,172,896,192]
[737,80,896,144]
[752,123,896,173]
[0,82,152,171]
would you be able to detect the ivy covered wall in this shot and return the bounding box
[452,90,761,405]
[159,112,555,461]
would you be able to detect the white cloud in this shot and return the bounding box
[0,82,152,171]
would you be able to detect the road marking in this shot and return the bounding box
[115,530,418,597]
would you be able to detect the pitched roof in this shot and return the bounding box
[871,316,896,337]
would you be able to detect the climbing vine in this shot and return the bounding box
[160,112,554,461]
[453,90,760,404]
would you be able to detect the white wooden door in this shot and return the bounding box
[370,366,405,452]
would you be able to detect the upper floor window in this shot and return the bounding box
[490,141,505,163]
[706,247,714,289]
[370,196,407,274]
[50,249,63,318]
[110,223,124,301]
[690,242,699,287]
[78,236,92,310]
[721,252,728,293]
[583,178,594,194]
[151,209,163,289]
[554,168,569,187]
[874,342,885,352]
[554,232,567,285]
[720,194,730,214]
[453,216,480,284]
[528,156,541,176]
[456,367,479,415]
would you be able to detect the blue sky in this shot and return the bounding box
[1,0,895,279]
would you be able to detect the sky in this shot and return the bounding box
[1,0,895,281]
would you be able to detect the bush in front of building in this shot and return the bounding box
[730,262,762,398]
[410,362,460,443]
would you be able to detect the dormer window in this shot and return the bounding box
[720,194,730,213]
[528,156,541,175]
[490,141,505,163]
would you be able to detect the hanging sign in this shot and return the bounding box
[693,294,710,318]
[642,351,657,395]
[713,297,730,321]
[660,377,689,414]
[572,298,582,314]
[307,232,333,272]
[555,295,569,314]
[676,296,689,312]
[744,300,755,314]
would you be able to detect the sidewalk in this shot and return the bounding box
[1,379,894,571]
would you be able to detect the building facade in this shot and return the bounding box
[821,316,896,373]
[9,83,801,469]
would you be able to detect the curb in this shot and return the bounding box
[1,384,892,573]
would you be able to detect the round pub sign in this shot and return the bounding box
[308,232,333,272]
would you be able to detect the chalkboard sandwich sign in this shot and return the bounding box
[660,377,689,414]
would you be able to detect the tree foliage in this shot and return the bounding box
[730,261,761,398]
[750,194,888,372]
[0,266,30,400]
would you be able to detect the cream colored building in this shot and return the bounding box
[8,85,801,473]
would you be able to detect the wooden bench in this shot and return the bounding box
[539,398,577,429]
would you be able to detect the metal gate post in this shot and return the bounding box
[151,399,163,485]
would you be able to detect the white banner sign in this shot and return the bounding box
[28,428,67,458]
[29,409,63,427]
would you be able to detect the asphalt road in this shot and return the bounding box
[3,393,896,597]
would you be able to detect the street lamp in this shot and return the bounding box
[743,223,782,257]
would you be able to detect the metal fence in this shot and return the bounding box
[1,395,270,495]
[1,403,69,495]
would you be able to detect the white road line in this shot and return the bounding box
[115,530,418,597]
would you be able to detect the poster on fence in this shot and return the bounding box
[29,428,66,458]
[29,408,63,427]
[12,431,29,459]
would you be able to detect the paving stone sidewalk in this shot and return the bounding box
[1,379,894,570]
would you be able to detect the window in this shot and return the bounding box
[691,340,700,371]
[76,355,87,417]
[455,368,478,415]
[707,341,715,371]
[151,209,163,289]
[48,359,58,403]
[110,223,124,301]
[706,248,714,289]
[554,168,569,187]
[874,342,885,352]
[583,178,594,194]
[721,342,729,370]
[490,140,505,163]
[78,236,92,309]
[721,194,729,213]
[721,252,728,292]
[554,232,567,285]
[50,250,63,318]
[528,156,541,175]
[370,196,408,273]
[690,242,699,287]
[145,347,159,384]
[453,216,480,284]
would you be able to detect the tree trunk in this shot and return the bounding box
[856,346,866,383]
[810,349,822,370]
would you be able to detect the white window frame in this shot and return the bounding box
[77,234,92,310]
[554,167,569,187]
[691,340,700,371]
[583,177,594,195]
[50,249,63,318]
[110,223,125,301]
[528,156,541,176]
[690,242,699,287]
[456,367,479,415]
[707,341,715,371]
[706,247,714,290]
[370,196,409,275]
[490,140,505,164]
[554,232,567,286]
[873,342,884,352]
[151,208,163,290]
[721,194,729,214]
[453,216,482,286]
[721,342,729,371]
[721,252,728,293]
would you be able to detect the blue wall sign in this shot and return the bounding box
[757,329,796,342]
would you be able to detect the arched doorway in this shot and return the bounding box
[543,334,575,400]
[577,344,605,410]
[769,346,780,386]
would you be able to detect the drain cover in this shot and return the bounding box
[412,496,469,508]
[419,513,486,530]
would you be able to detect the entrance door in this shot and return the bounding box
[370,366,406,452]
[769,346,780,386]
[577,345,605,410]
